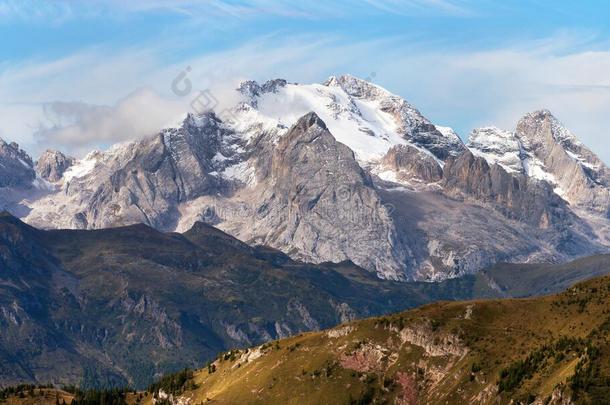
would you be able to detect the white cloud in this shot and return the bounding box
[33,89,187,156]
[0,46,162,105]
[0,34,371,156]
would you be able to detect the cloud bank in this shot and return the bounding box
[33,90,186,156]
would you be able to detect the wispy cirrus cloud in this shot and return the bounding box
[362,0,474,16]
[108,0,475,17]
[0,0,74,23]
[0,0,474,24]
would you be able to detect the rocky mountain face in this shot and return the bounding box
[516,110,610,215]
[35,149,74,182]
[79,113,245,230]
[2,75,610,281]
[0,139,35,188]
[18,113,245,230]
[215,113,412,279]
[443,150,573,229]
[378,144,443,184]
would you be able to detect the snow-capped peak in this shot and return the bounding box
[517,109,581,150]
[515,110,606,176]
[467,110,610,213]
[324,74,394,101]
[434,125,462,145]
[467,121,572,195]
[323,74,431,130]
[227,75,464,163]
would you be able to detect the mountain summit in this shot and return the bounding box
[0,138,35,188]
[468,110,610,216]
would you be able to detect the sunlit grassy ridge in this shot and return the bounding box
[148,274,610,404]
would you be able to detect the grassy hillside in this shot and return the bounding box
[135,274,610,404]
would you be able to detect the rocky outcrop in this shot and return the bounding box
[35,149,74,182]
[379,144,443,184]
[238,78,287,102]
[443,149,570,228]
[0,139,35,188]
[398,323,468,357]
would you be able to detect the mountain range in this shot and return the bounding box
[1,75,608,282]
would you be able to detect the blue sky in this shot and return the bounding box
[2,0,610,161]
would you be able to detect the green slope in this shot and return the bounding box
[149,274,610,404]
